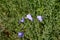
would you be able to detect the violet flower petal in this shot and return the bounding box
[18,32,24,37]
[18,18,24,24]
[37,16,43,22]
[26,14,33,21]
[20,18,24,22]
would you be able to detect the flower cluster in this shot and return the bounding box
[18,14,43,38]
[18,14,43,23]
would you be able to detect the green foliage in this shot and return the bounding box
[0,0,60,40]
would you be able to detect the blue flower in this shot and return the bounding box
[37,16,43,22]
[20,18,24,22]
[18,32,24,37]
[26,14,33,21]
[18,17,24,24]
